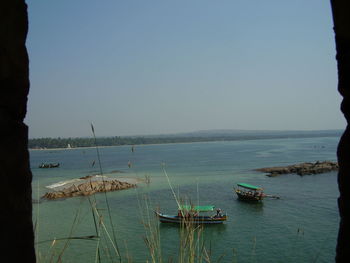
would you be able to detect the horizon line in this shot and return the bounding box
[28,128,344,140]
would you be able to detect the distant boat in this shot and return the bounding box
[39,163,60,169]
[155,205,227,224]
[234,183,266,201]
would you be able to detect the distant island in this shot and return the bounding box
[29,129,342,149]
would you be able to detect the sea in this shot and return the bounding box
[31,136,340,263]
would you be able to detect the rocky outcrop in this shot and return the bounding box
[256,161,338,177]
[42,180,136,200]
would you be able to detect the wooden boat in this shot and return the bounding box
[155,205,227,224]
[39,163,60,168]
[234,183,266,201]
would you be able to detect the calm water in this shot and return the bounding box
[31,137,340,262]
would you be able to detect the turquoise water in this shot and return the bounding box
[31,137,340,262]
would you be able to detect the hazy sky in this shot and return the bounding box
[26,0,345,138]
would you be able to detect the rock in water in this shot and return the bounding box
[42,179,136,200]
[256,161,338,177]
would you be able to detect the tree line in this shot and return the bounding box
[29,136,219,149]
[28,132,341,149]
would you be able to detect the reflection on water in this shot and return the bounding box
[236,199,264,212]
[159,222,228,231]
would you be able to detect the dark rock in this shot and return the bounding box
[110,170,125,174]
[256,161,338,177]
[79,175,94,179]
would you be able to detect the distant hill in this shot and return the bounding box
[29,129,343,149]
[136,129,343,138]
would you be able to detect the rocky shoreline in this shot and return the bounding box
[42,176,136,200]
[256,161,338,177]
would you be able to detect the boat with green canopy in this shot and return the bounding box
[155,204,227,224]
[234,183,266,201]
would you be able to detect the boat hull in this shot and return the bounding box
[235,190,264,202]
[155,212,227,224]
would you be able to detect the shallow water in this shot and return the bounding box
[31,136,340,262]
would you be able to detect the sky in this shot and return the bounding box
[25,0,345,138]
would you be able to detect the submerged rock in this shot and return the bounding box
[256,161,338,177]
[42,179,136,200]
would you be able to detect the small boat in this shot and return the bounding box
[234,183,266,201]
[39,163,60,168]
[155,205,227,224]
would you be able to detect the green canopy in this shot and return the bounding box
[237,183,262,191]
[179,205,215,212]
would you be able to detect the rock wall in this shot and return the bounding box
[0,0,35,262]
[331,1,350,262]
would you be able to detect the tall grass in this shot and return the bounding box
[139,195,162,263]
[139,194,215,263]
[91,123,122,262]
[34,125,223,263]
[35,181,220,262]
